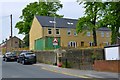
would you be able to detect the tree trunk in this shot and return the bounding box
[92,3,97,46]
[93,28,97,46]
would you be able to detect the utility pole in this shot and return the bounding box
[10,14,12,38]
[10,14,13,51]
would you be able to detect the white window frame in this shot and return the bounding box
[74,31,77,36]
[67,29,71,36]
[56,29,60,35]
[48,28,52,35]
[68,41,77,48]
[89,42,93,46]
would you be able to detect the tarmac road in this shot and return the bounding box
[2,61,79,78]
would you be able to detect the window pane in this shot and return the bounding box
[87,32,90,36]
[48,29,52,34]
[74,31,77,36]
[106,32,109,37]
[101,32,104,37]
[56,29,60,35]
[67,29,71,35]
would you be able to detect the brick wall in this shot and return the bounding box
[94,60,120,73]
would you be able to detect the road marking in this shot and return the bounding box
[41,67,90,78]
[86,74,103,78]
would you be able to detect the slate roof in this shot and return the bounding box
[35,16,111,31]
[35,16,78,28]
[97,27,111,31]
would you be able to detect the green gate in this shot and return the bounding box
[35,36,61,50]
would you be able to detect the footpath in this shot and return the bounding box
[34,63,120,80]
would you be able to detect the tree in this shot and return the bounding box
[15,0,63,47]
[77,1,105,46]
[100,2,120,44]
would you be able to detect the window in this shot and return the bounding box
[74,31,77,36]
[49,20,56,23]
[15,41,18,44]
[101,32,104,37]
[67,22,73,25]
[106,32,109,37]
[89,42,93,46]
[81,41,84,47]
[103,42,109,46]
[56,29,60,35]
[87,32,90,36]
[68,41,77,48]
[48,29,52,34]
[67,29,71,35]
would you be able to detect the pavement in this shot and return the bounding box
[34,63,120,80]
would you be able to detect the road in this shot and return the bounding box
[2,61,80,79]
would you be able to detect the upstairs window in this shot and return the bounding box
[74,31,77,36]
[56,29,60,35]
[87,32,90,36]
[106,32,110,37]
[101,32,104,37]
[48,29,52,34]
[67,29,71,36]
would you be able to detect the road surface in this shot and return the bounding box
[2,61,79,78]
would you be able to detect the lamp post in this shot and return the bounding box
[53,13,57,66]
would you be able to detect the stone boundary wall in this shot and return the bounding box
[34,51,56,64]
[34,48,104,70]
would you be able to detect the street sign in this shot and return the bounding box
[53,43,58,45]
[53,38,58,43]
[53,38,58,45]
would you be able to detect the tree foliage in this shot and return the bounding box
[15,0,63,47]
[77,1,105,46]
[77,0,120,45]
[100,2,120,44]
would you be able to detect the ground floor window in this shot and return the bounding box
[103,42,109,46]
[81,41,84,47]
[89,42,93,46]
[68,41,77,48]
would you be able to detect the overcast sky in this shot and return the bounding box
[0,0,85,43]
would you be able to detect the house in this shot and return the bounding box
[0,36,24,52]
[29,16,111,50]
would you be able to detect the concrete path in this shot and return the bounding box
[34,63,120,80]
